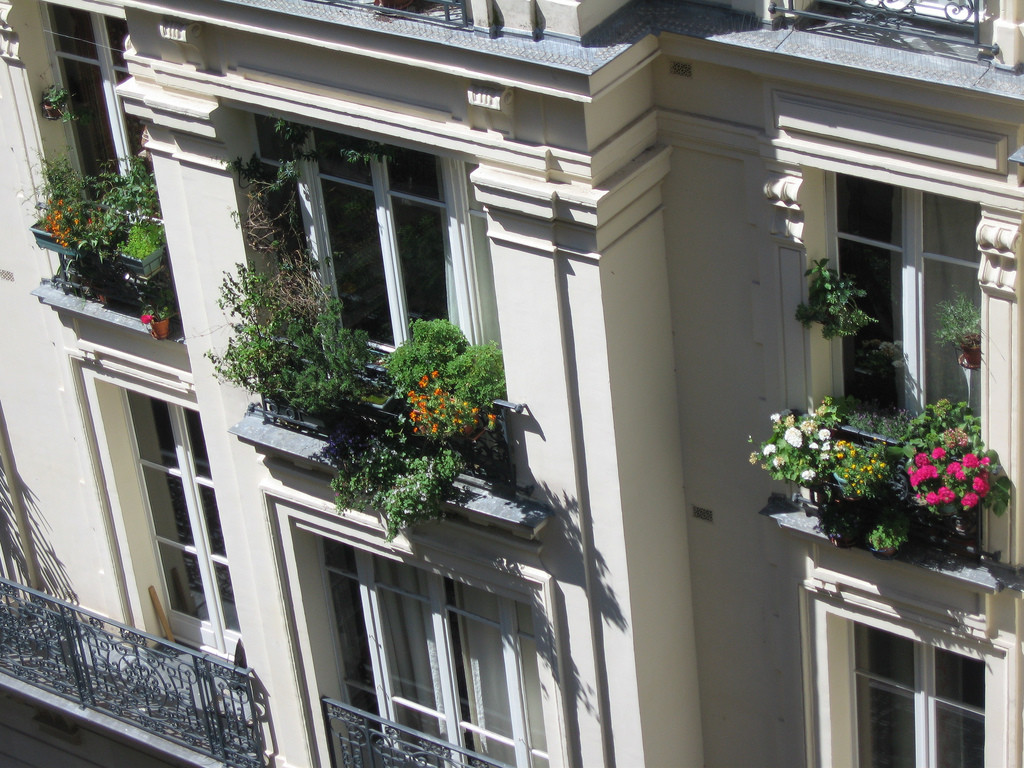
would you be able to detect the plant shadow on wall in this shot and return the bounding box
[210,120,510,540]
[0,414,78,602]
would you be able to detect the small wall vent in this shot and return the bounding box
[670,61,693,78]
[0,269,13,282]
[692,505,713,522]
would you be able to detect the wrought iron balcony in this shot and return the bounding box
[0,576,264,768]
[322,697,511,768]
[770,0,993,55]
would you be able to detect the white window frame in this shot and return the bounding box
[127,394,239,655]
[41,3,135,174]
[260,123,492,347]
[322,542,548,768]
[827,174,981,412]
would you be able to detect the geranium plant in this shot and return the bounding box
[907,445,998,514]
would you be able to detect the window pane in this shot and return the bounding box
[924,194,978,259]
[324,179,393,344]
[158,544,205,620]
[471,213,502,344]
[128,393,178,467]
[324,539,358,575]
[856,678,916,768]
[454,611,515,740]
[388,147,442,200]
[104,16,128,70]
[394,198,449,324]
[924,261,980,409]
[936,703,985,768]
[840,241,903,409]
[935,649,985,709]
[314,130,374,184]
[199,486,226,557]
[215,563,239,632]
[329,569,377,713]
[51,5,98,58]
[838,176,901,246]
[60,57,117,176]
[186,410,212,479]
[855,625,915,688]
[144,468,193,545]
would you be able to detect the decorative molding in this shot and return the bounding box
[976,208,1020,300]
[467,83,512,113]
[159,20,202,47]
[0,0,20,63]
[764,171,804,243]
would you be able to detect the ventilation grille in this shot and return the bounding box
[670,61,693,78]
[692,505,713,522]
[0,269,13,282]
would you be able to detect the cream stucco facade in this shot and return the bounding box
[1,0,1023,765]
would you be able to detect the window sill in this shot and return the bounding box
[229,406,552,538]
[32,281,185,343]
[761,494,1024,593]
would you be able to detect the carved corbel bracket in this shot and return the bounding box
[0,1,20,63]
[976,209,1020,300]
[764,172,804,243]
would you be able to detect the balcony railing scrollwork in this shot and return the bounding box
[0,576,264,768]
[322,697,512,768]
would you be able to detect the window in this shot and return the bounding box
[127,393,239,654]
[256,118,499,347]
[855,624,984,767]
[323,540,548,768]
[835,175,980,413]
[45,5,144,176]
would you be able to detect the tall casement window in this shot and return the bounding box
[45,4,144,175]
[323,540,548,768]
[255,118,499,347]
[835,175,981,413]
[855,624,984,767]
[127,393,239,654]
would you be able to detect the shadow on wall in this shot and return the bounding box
[0,407,77,603]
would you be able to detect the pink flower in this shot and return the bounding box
[946,461,962,477]
[913,464,938,483]
[140,314,154,325]
[931,447,947,460]
[973,476,990,495]
[981,457,991,466]
[926,492,940,505]
[938,487,957,504]
[961,492,980,509]
[914,453,931,467]
[962,453,980,469]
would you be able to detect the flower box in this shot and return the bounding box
[30,224,79,258]
[120,245,165,277]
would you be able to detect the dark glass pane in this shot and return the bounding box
[314,129,374,184]
[936,703,985,768]
[329,570,377,713]
[387,146,441,200]
[924,194,979,259]
[186,409,211,479]
[855,625,915,688]
[324,539,358,574]
[104,16,128,71]
[395,198,448,324]
[924,261,980,409]
[936,649,985,709]
[840,241,902,409]
[51,6,98,58]
[129,392,178,467]
[215,563,239,632]
[838,175,901,246]
[323,179,392,344]
[255,114,307,163]
[60,58,117,176]
[199,486,226,557]
[144,468,193,545]
[159,544,206,620]
[857,678,916,768]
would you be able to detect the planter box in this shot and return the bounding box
[119,246,165,277]
[30,225,79,258]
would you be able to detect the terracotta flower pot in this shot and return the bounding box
[958,344,981,370]
[149,318,171,340]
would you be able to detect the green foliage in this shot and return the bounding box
[122,221,165,259]
[934,293,981,348]
[42,85,76,122]
[796,259,875,339]
[140,270,177,320]
[866,510,910,552]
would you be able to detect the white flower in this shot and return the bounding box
[770,413,781,423]
[818,428,830,441]
[821,441,831,451]
[801,469,817,482]
[784,427,803,448]
[801,419,816,434]
[810,442,819,450]
[773,456,784,468]
[763,444,777,456]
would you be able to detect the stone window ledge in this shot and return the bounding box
[32,282,185,343]
[229,408,552,538]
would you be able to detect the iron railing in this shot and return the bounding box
[770,0,994,54]
[312,0,468,28]
[322,697,512,768]
[0,576,264,768]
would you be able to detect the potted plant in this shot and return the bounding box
[140,273,178,340]
[866,510,910,558]
[749,397,842,489]
[119,221,166,276]
[796,259,875,339]
[934,293,982,370]
[40,84,74,122]
[31,157,90,257]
